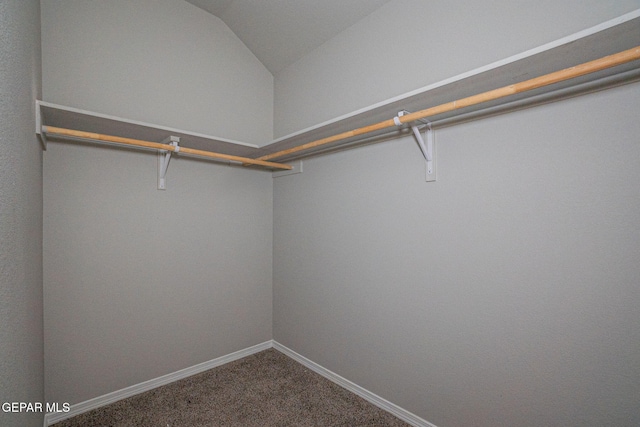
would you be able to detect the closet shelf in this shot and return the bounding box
[38,11,640,171]
[37,101,262,156]
[256,10,640,162]
[36,101,291,171]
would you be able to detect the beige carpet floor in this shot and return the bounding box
[53,348,412,426]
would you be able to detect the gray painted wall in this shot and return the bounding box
[272,1,640,426]
[41,0,274,405]
[41,0,273,145]
[274,82,640,427]
[44,143,273,405]
[0,1,44,426]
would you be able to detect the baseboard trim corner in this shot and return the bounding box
[272,341,437,427]
[45,340,435,427]
[44,340,272,426]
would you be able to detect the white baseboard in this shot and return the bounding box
[44,341,272,426]
[272,341,437,427]
[45,340,435,427]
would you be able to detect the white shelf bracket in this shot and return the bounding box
[396,111,436,182]
[414,123,436,182]
[158,136,180,190]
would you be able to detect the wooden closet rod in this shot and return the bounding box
[257,45,640,162]
[42,126,292,170]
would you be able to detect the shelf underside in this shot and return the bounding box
[39,103,262,158]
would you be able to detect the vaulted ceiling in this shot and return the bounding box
[185,0,391,74]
